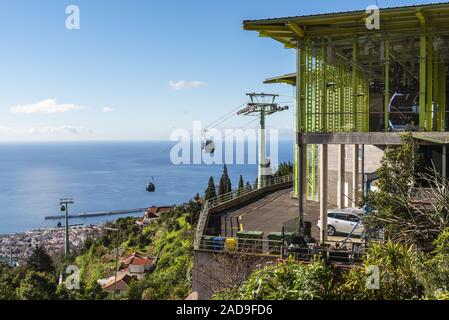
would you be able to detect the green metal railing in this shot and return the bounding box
[198,236,284,256]
[197,235,364,264]
[194,174,293,250]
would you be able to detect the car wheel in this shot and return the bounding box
[327,225,336,236]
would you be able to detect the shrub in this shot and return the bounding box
[338,241,423,300]
[213,258,335,300]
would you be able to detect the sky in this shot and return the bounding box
[0,0,441,141]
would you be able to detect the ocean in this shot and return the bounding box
[0,140,293,234]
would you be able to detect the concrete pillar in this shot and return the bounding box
[361,145,365,198]
[319,144,328,244]
[297,142,307,235]
[443,145,447,178]
[337,144,345,209]
[353,144,359,207]
[258,110,266,189]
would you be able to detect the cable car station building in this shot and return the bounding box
[244,2,449,241]
[192,3,449,299]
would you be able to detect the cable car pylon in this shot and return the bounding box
[237,93,288,189]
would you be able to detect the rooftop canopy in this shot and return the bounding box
[263,73,296,85]
[243,2,449,49]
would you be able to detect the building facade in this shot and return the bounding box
[244,2,449,242]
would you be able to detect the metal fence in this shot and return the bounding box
[207,174,293,208]
[198,235,283,256]
[197,235,364,264]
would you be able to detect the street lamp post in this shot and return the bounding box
[59,198,74,257]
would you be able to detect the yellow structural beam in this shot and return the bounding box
[286,22,305,37]
[416,9,426,24]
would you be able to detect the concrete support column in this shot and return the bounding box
[337,144,345,209]
[319,144,328,244]
[352,144,359,207]
[258,110,266,189]
[361,145,365,198]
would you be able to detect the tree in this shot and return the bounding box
[218,165,232,195]
[237,175,245,196]
[17,271,57,300]
[0,263,19,300]
[238,175,244,191]
[253,177,258,190]
[26,245,55,274]
[366,132,449,246]
[56,281,107,300]
[274,162,294,177]
[204,176,217,200]
[245,181,252,192]
[194,192,200,202]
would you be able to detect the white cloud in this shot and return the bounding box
[169,80,206,90]
[0,125,89,136]
[10,98,79,114]
[102,107,114,113]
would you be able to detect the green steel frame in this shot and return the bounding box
[244,3,449,198]
[298,39,370,197]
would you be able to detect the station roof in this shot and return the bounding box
[243,2,449,48]
[263,73,296,85]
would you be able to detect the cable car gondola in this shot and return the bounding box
[203,139,215,154]
[202,129,215,154]
[146,176,155,193]
[388,92,419,132]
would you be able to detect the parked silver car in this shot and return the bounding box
[317,209,364,236]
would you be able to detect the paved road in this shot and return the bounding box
[221,188,320,239]
[220,187,362,244]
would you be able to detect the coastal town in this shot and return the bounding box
[0,224,104,264]
[0,205,173,265]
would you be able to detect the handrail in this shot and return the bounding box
[194,174,293,249]
[196,235,364,264]
[198,235,284,256]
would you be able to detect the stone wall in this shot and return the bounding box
[192,250,277,300]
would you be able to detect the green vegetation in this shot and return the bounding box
[122,204,199,300]
[338,241,423,300]
[214,258,335,300]
[238,175,244,191]
[274,161,293,177]
[366,132,449,245]
[215,236,449,300]
[138,213,194,300]
[204,176,217,200]
[26,245,55,274]
[0,245,107,300]
[213,142,449,300]
[74,200,201,300]
[218,164,232,195]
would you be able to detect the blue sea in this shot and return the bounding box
[0,141,293,234]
